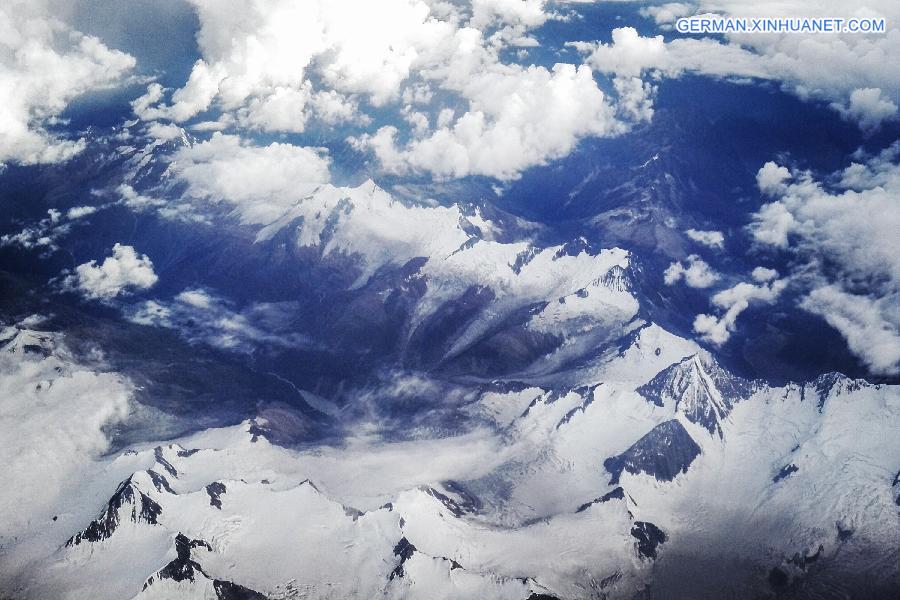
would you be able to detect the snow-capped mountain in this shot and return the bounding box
[2,136,897,596]
[1,1,899,595]
[636,351,754,438]
[3,303,897,599]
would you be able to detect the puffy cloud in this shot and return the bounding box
[749,144,900,373]
[134,0,458,124]
[134,0,641,181]
[751,266,778,283]
[702,0,898,125]
[63,244,158,300]
[834,87,898,133]
[470,0,550,30]
[693,278,787,345]
[664,254,720,288]
[0,1,135,165]
[685,228,724,250]
[571,27,768,80]
[355,62,622,180]
[172,133,332,223]
[613,75,656,122]
[756,161,792,195]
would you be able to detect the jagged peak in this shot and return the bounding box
[153,446,180,478]
[637,351,752,438]
[142,533,212,589]
[139,533,267,599]
[66,475,162,547]
[298,478,322,492]
[807,372,868,411]
[419,484,481,518]
[599,264,633,293]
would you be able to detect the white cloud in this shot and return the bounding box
[66,205,98,220]
[0,2,135,165]
[573,6,900,131]
[173,133,332,224]
[0,208,70,252]
[133,0,642,181]
[693,278,787,345]
[685,228,724,250]
[64,244,158,300]
[470,0,550,30]
[130,288,310,353]
[640,3,694,27]
[748,144,900,374]
[116,183,206,223]
[800,285,900,375]
[834,87,898,133]
[371,54,628,179]
[134,0,459,124]
[613,75,656,122]
[356,62,622,180]
[756,161,792,195]
[664,254,720,288]
[145,121,185,142]
[751,266,778,283]
[571,27,768,80]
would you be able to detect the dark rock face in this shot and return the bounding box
[631,521,667,559]
[787,545,823,570]
[147,470,175,494]
[154,446,179,478]
[438,481,482,513]
[213,580,269,600]
[773,463,799,483]
[206,481,227,509]
[556,386,600,429]
[604,420,701,485]
[142,534,268,599]
[599,571,622,589]
[836,522,854,541]
[808,373,867,411]
[22,343,50,357]
[576,486,625,513]
[66,477,162,546]
[425,486,478,518]
[600,265,632,292]
[390,537,417,580]
[153,533,212,584]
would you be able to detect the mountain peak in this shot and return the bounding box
[637,351,752,438]
[66,475,162,547]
